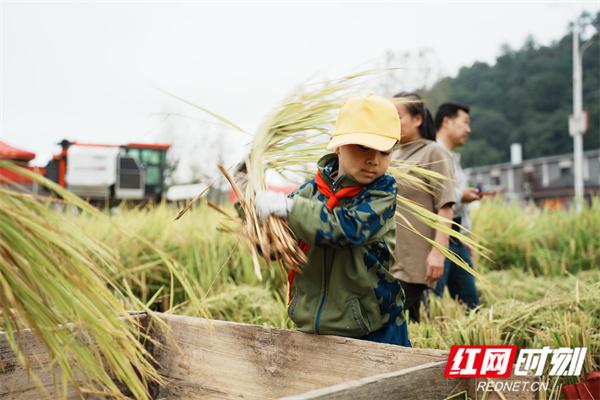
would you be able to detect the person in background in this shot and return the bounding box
[434,102,480,309]
[391,93,455,323]
[254,94,410,346]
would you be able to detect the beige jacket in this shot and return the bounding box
[391,139,455,287]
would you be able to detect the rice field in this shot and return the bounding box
[77,199,600,379]
[472,198,600,275]
[2,188,599,398]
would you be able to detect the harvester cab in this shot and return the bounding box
[44,139,170,204]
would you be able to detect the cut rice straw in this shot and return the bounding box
[217,164,307,278]
[172,70,488,281]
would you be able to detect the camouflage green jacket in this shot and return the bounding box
[287,153,406,337]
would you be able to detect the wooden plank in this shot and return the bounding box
[0,327,83,399]
[280,361,468,399]
[5,312,500,400]
[279,364,538,400]
[0,313,147,400]
[152,314,448,399]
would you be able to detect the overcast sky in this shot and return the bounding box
[1,1,599,179]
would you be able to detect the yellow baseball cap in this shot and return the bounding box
[327,93,401,152]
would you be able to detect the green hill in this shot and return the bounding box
[422,12,599,168]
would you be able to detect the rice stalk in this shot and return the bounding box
[171,71,488,280]
[0,163,162,399]
[217,164,306,278]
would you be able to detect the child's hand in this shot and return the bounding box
[255,191,293,220]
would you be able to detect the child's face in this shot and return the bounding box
[336,144,393,184]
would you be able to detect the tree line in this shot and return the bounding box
[421,12,599,168]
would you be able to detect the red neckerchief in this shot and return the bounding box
[315,170,363,211]
[288,170,363,302]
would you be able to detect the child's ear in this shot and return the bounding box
[335,147,340,155]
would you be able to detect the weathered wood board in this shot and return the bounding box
[0,313,147,399]
[0,326,81,399]
[152,314,450,399]
[0,313,538,400]
[280,361,465,400]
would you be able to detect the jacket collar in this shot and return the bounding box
[317,153,362,191]
[399,138,430,151]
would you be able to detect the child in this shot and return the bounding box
[255,94,410,346]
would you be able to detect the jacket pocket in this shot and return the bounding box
[347,297,371,336]
[287,286,313,332]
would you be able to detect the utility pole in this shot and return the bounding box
[571,21,584,212]
[570,17,597,212]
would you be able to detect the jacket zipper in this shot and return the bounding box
[314,247,329,334]
[315,173,341,334]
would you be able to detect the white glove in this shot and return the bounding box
[255,190,293,220]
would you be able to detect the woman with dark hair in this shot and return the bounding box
[391,92,455,323]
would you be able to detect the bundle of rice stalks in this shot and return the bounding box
[217,164,306,281]
[0,163,214,398]
[173,72,487,282]
[174,73,370,278]
[243,84,487,281]
[219,72,402,279]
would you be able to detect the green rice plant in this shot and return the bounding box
[204,283,291,328]
[473,198,600,275]
[410,269,599,381]
[74,202,225,315]
[79,202,286,310]
[0,163,162,399]
[66,201,599,386]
